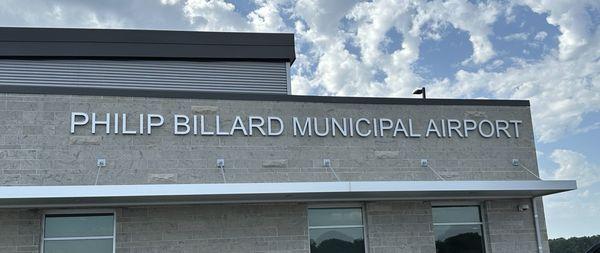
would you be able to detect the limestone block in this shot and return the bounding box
[191,105,218,114]
[262,159,288,168]
[375,151,400,159]
[148,173,177,183]
[69,136,102,145]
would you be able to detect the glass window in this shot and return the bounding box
[43,213,114,253]
[432,206,481,224]
[308,208,365,253]
[433,206,485,253]
[44,239,113,253]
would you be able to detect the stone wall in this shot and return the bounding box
[0,93,540,186]
[0,199,549,253]
[0,209,40,253]
[0,92,550,253]
[366,201,435,253]
[116,203,308,253]
[485,198,549,253]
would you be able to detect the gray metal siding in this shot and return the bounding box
[0,59,288,94]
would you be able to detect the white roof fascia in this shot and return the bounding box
[0,180,576,208]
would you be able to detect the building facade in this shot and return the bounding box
[0,27,576,253]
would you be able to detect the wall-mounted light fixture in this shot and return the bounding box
[96,158,107,167]
[95,157,107,185]
[512,159,520,166]
[518,204,530,212]
[217,159,225,169]
[323,159,331,168]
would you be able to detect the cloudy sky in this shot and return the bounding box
[1,0,598,238]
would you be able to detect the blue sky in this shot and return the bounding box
[0,0,598,239]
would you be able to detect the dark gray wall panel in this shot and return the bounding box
[0,60,288,94]
[0,27,296,62]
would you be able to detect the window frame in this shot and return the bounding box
[40,209,116,253]
[307,203,369,253]
[431,204,487,253]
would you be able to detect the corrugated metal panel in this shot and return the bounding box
[0,60,288,94]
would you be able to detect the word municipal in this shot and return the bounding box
[70,113,522,138]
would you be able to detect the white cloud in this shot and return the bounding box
[485,59,504,70]
[550,149,600,187]
[544,149,600,238]
[294,0,357,39]
[291,0,376,96]
[348,0,413,66]
[314,42,374,95]
[160,0,180,5]
[183,0,248,31]
[183,0,289,32]
[544,182,600,238]
[502,32,529,41]
[248,0,289,32]
[430,0,600,143]
[534,31,548,41]
[0,0,127,28]
[518,0,600,60]
[291,0,503,97]
[575,122,600,134]
[443,52,600,142]
[422,0,500,64]
[290,52,315,95]
[347,0,420,96]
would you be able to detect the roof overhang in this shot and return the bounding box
[0,180,576,208]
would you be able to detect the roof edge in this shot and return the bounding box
[0,84,530,106]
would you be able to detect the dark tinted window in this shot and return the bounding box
[44,239,113,253]
[308,208,363,227]
[433,206,481,223]
[43,213,114,253]
[433,206,485,253]
[587,243,600,253]
[45,214,114,237]
[308,208,365,253]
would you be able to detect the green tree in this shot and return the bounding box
[549,235,600,253]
